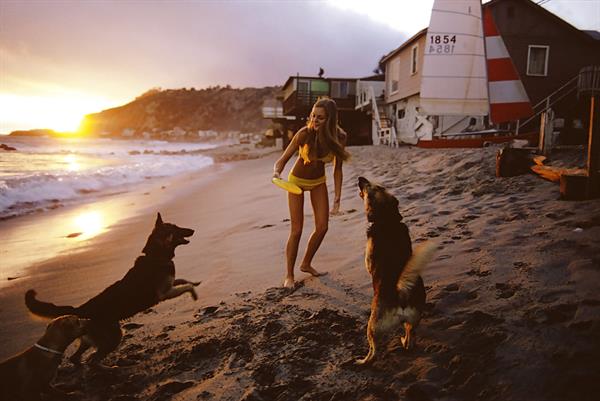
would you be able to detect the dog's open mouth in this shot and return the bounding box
[177,228,194,245]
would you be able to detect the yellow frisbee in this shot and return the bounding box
[272,177,302,195]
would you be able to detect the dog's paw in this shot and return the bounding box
[354,356,373,366]
[190,288,199,301]
[192,281,202,287]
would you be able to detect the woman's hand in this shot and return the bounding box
[272,170,281,180]
[330,199,341,215]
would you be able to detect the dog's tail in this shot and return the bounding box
[397,241,438,293]
[25,290,78,319]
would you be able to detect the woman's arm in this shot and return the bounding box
[331,130,347,214]
[273,128,304,178]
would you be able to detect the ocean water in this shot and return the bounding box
[0,136,219,219]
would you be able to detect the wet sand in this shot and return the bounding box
[1,145,599,401]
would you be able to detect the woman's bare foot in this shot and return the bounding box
[300,265,327,277]
[283,276,295,289]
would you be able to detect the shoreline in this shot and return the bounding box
[0,143,279,278]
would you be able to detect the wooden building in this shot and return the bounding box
[279,75,373,146]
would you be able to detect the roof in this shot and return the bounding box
[380,28,427,64]
[485,0,600,45]
[583,30,600,41]
[379,0,599,67]
[282,75,360,89]
[358,74,385,81]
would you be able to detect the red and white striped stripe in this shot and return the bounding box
[484,8,533,124]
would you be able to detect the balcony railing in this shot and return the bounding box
[283,90,357,115]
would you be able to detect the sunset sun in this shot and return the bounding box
[0,92,114,134]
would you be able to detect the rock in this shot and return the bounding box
[0,144,16,151]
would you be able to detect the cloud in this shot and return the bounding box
[0,1,405,97]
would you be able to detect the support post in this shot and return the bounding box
[587,96,599,198]
[538,111,546,154]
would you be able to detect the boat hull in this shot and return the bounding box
[416,131,538,148]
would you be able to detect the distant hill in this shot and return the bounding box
[79,86,281,138]
[9,129,66,137]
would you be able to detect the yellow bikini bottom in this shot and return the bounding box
[288,173,326,191]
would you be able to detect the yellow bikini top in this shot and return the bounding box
[299,143,334,164]
[298,129,335,164]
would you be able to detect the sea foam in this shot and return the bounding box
[0,137,218,218]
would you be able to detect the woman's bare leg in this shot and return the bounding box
[299,183,329,276]
[284,192,304,288]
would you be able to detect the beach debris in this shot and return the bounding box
[560,173,590,200]
[66,232,83,238]
[532,163,586,183]
[495,146,534,177]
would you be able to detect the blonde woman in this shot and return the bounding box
[273,98,350,289]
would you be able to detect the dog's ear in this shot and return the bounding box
[358,176,369,192]
[392,196,404,220]
[156,213,163,227]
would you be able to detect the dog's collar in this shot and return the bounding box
[34,343,63,356]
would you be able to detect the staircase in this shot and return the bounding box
[366,86,398,147]
[516,73,579,135]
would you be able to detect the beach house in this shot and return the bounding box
[486,0,600,144]
[263,75,375,146]
[371,0,600,147]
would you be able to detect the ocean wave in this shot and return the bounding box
[0,153,213,219]
[1,137,221,157]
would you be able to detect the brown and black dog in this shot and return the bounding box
[356,177,436,365]
[0,315,88,401]
[24,213,200,366]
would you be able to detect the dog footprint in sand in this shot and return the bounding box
[495,282,520,299]
[123,323,143,331]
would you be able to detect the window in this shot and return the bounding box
[298,81,309,93]
[411,45,419,75]
[527,45,549,76]
[330,81,349,98]
[390,59,400,93]
[340,81,349,97]
[397,109,406,119]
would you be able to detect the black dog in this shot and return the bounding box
[25,213,200,366]
[356,177,436,365]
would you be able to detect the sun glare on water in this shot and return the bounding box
[64,154,81,171]
[72,211,104,240]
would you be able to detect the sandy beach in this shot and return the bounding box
[1,144,599,401]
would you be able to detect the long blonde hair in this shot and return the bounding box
[303,97,350,162]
